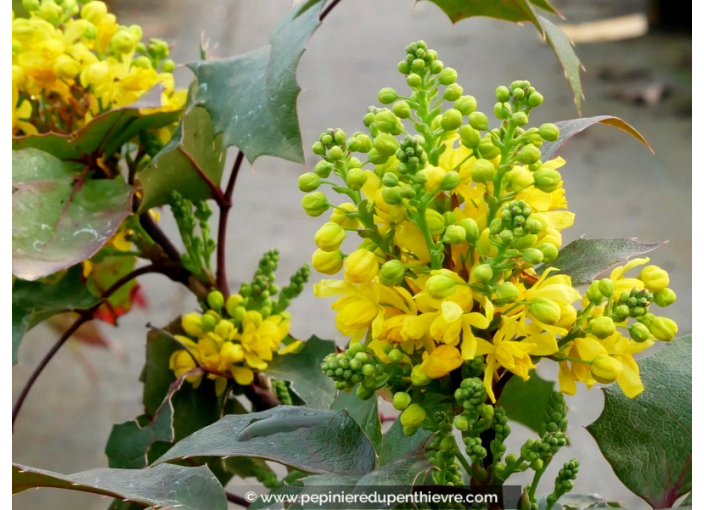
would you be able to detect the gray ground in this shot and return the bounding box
[12,1,691,508]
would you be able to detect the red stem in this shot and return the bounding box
[177,145,227,205]
[216,151,244,297]
[320,0,343,20]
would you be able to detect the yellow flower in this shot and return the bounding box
[419,344,463,378]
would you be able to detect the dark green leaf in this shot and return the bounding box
[378,418,431,466]
[538,15,584,114]
[538,493,627,510]
[424,0,556,25]
[137,106,225,211]
[295,0,325,18]
[680,493,692,507]
[548,238,662,286]
[355,451,431,486]
[499,371,554,432]
[12,266,100,364]
[265,336,336,409]
[12,463,226,510]
[12,148,134,280]
[587,336,692,509]
[332,391,382,452]
[540,116,653,162]
[156,406,377,476]
[187,2,323,164]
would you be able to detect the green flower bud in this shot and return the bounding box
[471,159,496,183]
[312,249,344,275]
[378,87,398,104]
[161,59,176,72]
[411,365,432,386]
[533,168,562,193]
[495,86,511,103]
[399,184,416,199]
[201,313,217,332]
[459,125,482,148]
[312,141,326,155]
[629,322,651,342]
[379,260,406,286]
[443,83,463,101]
[454,414,469,431]
[649,317,678,341]
[512,112,529,126]
[182,312,203,336]
[468,111,489,131]
[522,248,544,265]
[495,282,519,303]
[314,160,333,178]
[327,145,344,161]
[393,392,412,411]
[111,30,138,54]
[598,278,615,298]
[591,316,615,339]
[513,234,537,250]
[539,123,560,142]
[367,148,390,165]
[392,100,411,119]
[425,209,446,235]
[489,218,504,235]
[528,91,544,107]
[537,243,558,262]
[374,133,400,156]
[586,282,604,304]
[459,218,479,245]
[298,172,321,192]
[478,140,501,159]
[426,273,457,299]
[472,264,493,284]
[440,109,463,131]
[375,110,404,135]
[590,356,622,384]
[388,348,404,364]
[443,225,466,245]
[639,265,670,292]
[301,192,329,217]
[455,95,478,115]
[382,172,399,187]
[516,144,541,165]
[440,171,461,191]
[314,222,346,251]
[22,0,40,11]
[333,129,347,144]
[400,403,426,428]
[346,168,368,191]
[653,288,677,307]
[382,186,403,205]
[530,297,561,324]
[498,230,514,244]
[348,134,373,153]
[398,60,410,74]
[438,67,458,85]
[494,102,509,120]
[406,73,422,88]
[207,291,225,312]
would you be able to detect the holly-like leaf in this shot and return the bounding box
[378,418,431,466]
[12,463,226,510]
[499,370,554,432]
[12,148,134,281]
[332,391,382,452]
[548,238,662,286]
[156,406,377,476]
[540,116,653,162]
[539,15,583,114]
[137,106,225,211]
[425,0,558,25]
[187,2,323,164]
[12,266,100,364]
[587,336,692,509]
[265,336,336,409]
[12,90,180,160]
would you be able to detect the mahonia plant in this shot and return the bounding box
[302,41,679,507]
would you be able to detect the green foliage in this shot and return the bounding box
[12,149,133,281]
[187,2,323,164]
[155,406,377,476]
[587,336,692,509]
[378,418,432,466]
[12,266,100,364]
[498,370,554,432]
[12,463,226,510]
[331,390,382,452]
[549,238,662,286]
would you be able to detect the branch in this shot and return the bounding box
[12,264,161,429]
[216,151,245,297]
[320,0,343,20]
[225,490,251,507]
[176,145,227,205]
[140,212,182,262]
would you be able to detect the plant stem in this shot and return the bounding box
[176,145,227,205]
[225,490,251,507]
[140,212,182,262]
[216,151,244,297]
[320,0,343,20]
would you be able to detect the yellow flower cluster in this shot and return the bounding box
[170,296,300,396]
[304,72,678,401]
[12,0,186,136]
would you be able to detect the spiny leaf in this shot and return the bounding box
[541,116,653,161]
[539,15,583,114]
[587,336,692,509]
[332,391,382,452]
[548,238,662,286]
[499,370,554,432]
[12,463,226,510]
[424,0,558,26]
[156,406,376,476]
[12,148,134,280]
[187,2,324,164]
[378,418,431,466]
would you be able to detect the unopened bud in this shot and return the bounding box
[380,260,405,286]
[298,172,321,192]
[455,95,478,115]
[312,249,344,275]
[378,87,398,104]
[591,316,615,339]
[344,249,379,283]
[648,317,678,341]
[393,392,412,411]
[471,159,496,183]
[472,264,493,284]
[440,109,463,131]
[639,266,670,292]
[590,356,622,384]
[468,111,489,131]
[530,297,561,324]
[533,168,561,193]
[539,123,560,141]
[653,288,677,308]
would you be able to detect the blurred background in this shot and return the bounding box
[12,0,691,508]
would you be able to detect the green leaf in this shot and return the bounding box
[498,370,554,432]
[424,0,557,25]
[12,148,134,281]
[12,266,100,364]
[538,15,583,114]
[137,106,225,211]
[587,336,692,509]
[265,336,336,409]
[331,391,382,452]
[680,493,692,507]
[187,2,323,164]
[538,493,628,510]
[12,90,180,160]
[548,238,662,286]
[13,463,226,510]
[540,116,653,162]
[156,406,377,476]
[378,418,431,466]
